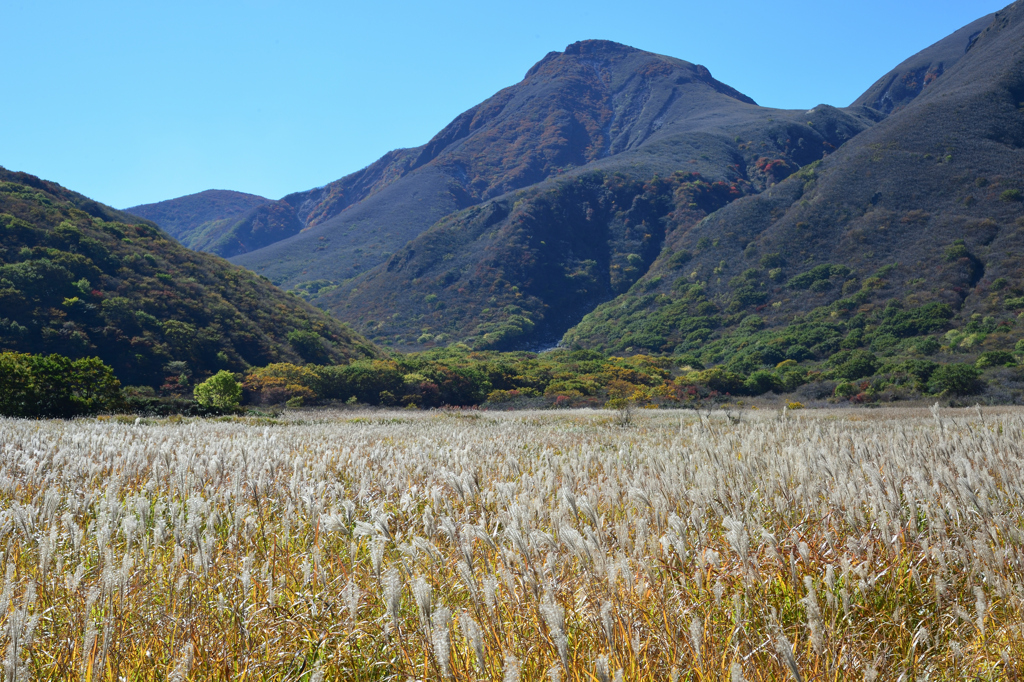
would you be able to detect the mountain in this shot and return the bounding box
[852,13,995,115]
[563,3,1024,372]
[0,168,378,388]
[227,39,876,349]
[223,40,788,274]
[126,189,270,251]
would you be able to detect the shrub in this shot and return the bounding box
[976,351,1014,369]
[785,344,811,361]
[1000,189,1022,202]
[833,350,879,381]
[787,264,834,290]
[244,363,323,404]
[744,370,781,395]
[0,352,122,417]
[943,243,970,262]
[193,371,241,411]
[287,330,331,364]
[673,353,705,370]
[834,382,857,398]
[692,367,746,395]
[928,364,982,395]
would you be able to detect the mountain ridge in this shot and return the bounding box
[204,40,786,271]
[298,41,877,350]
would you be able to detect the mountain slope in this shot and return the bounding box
[126,189,270,251]
[310,42,874,349]
[0,168,378,388]
[227,40,875,294]
[564,4,1023,369]
[852,13,995,115]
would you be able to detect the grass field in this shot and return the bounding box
[0,407,1022,680]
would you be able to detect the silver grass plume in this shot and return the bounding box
[343,578,361,623]
[600,600,615,646]
[370,537,385,580]
[503,653,521,682]
[167,642,194,682]
[689,616,703,662]
[413,576,433,630]
[773,628,803,682]
[595,654,610,682]
[79,586,100,682]
[540,591,568,668]
[430,605,452,679]
[459,612,485,671]
[802,576,824,654]
[974,585,987,635]
[383,568,402,634]
[483,575,498,614]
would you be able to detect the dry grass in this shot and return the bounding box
[0,406,1022,680]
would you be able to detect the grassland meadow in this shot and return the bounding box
[0,407,1021,680]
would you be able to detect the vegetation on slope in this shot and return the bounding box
[231,40,873,295]
[126,189,269,251]
[0,168,378,389]
[325,95,871,352]
[563,2,1024,378]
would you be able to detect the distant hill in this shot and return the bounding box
[563,2,1023,370]
[126,189,270,251]
[0,168,378,388]
[229,40,876,349]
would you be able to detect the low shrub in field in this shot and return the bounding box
[193,369,242,411]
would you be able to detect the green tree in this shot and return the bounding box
[833,350,879,381]
[0,352,122,417]
[194,370,242,411]
[744,370,781,395]
[287,330,331,364]
[928,363,981,396]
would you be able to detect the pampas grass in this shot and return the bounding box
[0,406,1021,679]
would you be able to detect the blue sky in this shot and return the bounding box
[1,0,1008,208]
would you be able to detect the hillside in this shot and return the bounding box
[235,41,869,349]
[224,41,876,297]
[852,13,995,115]
[562,2,1023,374]
[0,168,378,388]
[126,189,270,251]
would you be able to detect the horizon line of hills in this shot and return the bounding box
[2,1,1023,406]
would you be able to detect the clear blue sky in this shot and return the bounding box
[1,0,1008,208]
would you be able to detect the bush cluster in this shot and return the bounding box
[0,351,122,417]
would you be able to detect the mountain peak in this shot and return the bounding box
[563,39,638,56]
